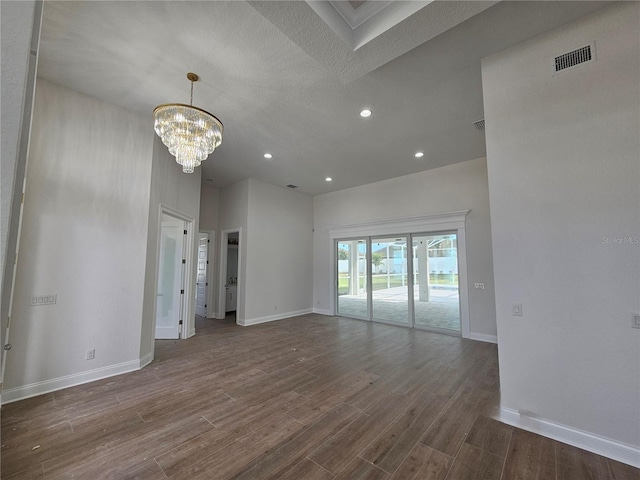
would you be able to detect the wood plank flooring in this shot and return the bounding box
[2,314,637,479]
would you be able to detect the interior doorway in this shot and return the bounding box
[195,231,214,318]
[155,208,194,340]
[218,228,242,321]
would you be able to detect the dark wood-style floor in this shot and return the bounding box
[2,314,638,479]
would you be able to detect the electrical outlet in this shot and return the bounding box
[85,349,95,360]
[512,304,523,316]
[474,283,485,289]
[632,313,640,329]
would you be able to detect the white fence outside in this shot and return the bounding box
[338,256,457,275]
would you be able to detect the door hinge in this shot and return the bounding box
[182,259,186,264]
[180,289,184,294]
[205,282,208,286]
[206,260,209,264]
[179,320,183,325]
[184,230,187,235]
[204,304,207,308]
[207,239,210,243]
[21,193,25,204]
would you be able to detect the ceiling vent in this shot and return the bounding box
[473,119,485,131]
[554,44,594,73]
[286,184,298,189]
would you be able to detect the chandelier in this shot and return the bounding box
[153,73,223,174]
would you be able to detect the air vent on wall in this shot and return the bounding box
[286,184,298,189]
[473,119,485,131]
[554,44,595,73]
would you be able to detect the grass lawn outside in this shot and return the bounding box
[338,273,458,294]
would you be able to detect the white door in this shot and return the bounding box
[155,221,184,339]
[196,233,209,317]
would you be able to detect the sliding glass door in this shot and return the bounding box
[412,233,460,333]
[336,239,368,319]
[371,237,409,324]
[336,231,461,335]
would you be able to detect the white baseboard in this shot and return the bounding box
[496,406,640,468]
[239,308,313,327]
[312,308,332,316]
[139,351,154,369]
[466,332,498,344]
[1,357,147,405]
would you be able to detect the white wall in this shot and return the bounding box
[1,1,40,383]
[244,179,313,324]
[313,157,496,339]
[140,136,201,355]
[482,3,640,463]
[226,246,238,282]
[199,183,220,231]
[199,183,220,318]
[1,0,38,281]
[3,80,154,401]
[218,179,249,320]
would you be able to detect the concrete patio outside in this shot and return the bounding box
[337,285,460,332]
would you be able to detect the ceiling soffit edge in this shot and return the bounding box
[313,0,433,51]
[248,0,499,83]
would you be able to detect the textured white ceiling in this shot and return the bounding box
[37,1,610,196]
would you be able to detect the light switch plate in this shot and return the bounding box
[512,304,523,316]
[632,314,640,329]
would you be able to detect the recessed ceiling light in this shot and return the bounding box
[264,153,273,159]
[325,177,332,182]
[414,152,424,158]
[360,109,372,118]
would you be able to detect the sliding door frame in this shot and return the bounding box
[369,235,412,328]
[328,211,470,338]
[410,230,461,336]
[335,237,371,321]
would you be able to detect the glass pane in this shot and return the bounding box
[412,233,460,332]
[371,236,409,324]
[156,222,184,340]
[337,239,368,319]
